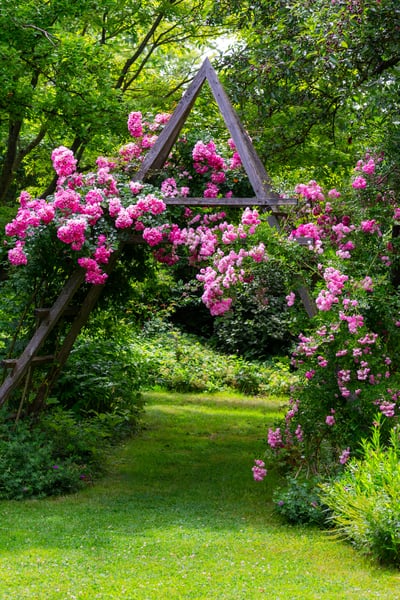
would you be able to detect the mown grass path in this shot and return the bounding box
[0,391,399,599]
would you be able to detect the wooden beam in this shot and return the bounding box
[203,59,282,206]
[2,355,55,369]
[293,236,314,246]
[135,62,207,180]
[34,307,79,320]
[164,196,297,207]
[30,249,122,412]
[297,285,317,318]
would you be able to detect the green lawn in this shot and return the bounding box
[0,391,399,599]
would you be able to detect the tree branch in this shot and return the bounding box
[13,125,47,172]
[115,13,164,90]
[374,55,400,75]
[20,23,58,46]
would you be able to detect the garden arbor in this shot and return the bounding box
[0,58,304,411]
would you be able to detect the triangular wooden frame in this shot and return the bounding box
[135,58,295,222]
[0,59,314,407]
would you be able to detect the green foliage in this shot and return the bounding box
[215,0,400,180]
[0,271,41,363]
[0,401,141,500]
[120,262,179,326]
[0,0,224,202]
[133,318,297,395]
[320,420,400,566]
[136,321,238,393]
[232,361,263,395]
[273,476,331,528]
[212,258,293,359]
[0,417,85,500]
[39,406,139,462]
[54,328,146,416]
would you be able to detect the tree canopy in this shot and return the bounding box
[1,0,399,202]
[213,0,400,184]
[0,0,222,203]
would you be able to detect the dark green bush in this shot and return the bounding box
[0,419,86,500]
[38,408,137,469]
[0,405,140,500]
[53,333,147,416]
[212,259,293,360]
[233,361,263,395]
[273,475,331,528]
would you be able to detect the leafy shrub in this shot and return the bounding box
[0,418,86,500]
[257,358,299,396]
[273,475,331,527]
[39,407,138,467]
[133,321,297,395]
[133,324,236,393]
[320,420,400,566]
[212,259,293,360]
[49,312,295,406]
[54,332,147,416]
[0,404,140,500]
[233,361,262,395]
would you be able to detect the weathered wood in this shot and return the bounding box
[293,236,314,246]
[297,285,317,318]
[2,355,55,369]
[0,268,86,405]
[135,63,207,180]
[34,307,79,319]
[164,196,297,207]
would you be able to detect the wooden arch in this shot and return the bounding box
[0,59,313,409]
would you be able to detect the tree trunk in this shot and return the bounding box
[0,119,23,204]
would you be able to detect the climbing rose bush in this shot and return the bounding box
[4,112,400,477]
[258,152,400,475]
[5,112,260,299]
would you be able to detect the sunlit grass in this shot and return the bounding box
[0,391,399,599]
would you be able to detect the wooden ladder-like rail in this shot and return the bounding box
[0,250,121,409]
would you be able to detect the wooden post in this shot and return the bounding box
[0,268,86,406]
[135,63,207,180]
[30,249,122,413]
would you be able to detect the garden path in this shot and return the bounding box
[0,391,399,599]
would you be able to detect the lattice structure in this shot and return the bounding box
[0,58,314,409]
